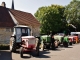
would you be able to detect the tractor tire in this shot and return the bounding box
[20,47,23,58]
[63,42,68,47]
[35,38,40,56]
[58,41,61,46]
[73,41,76,44]
[10,37,16,52]
[54,41,58,48]
[41,43,45,51]
[46,45,50,49]
[36,47,39,56]
[40,43,44,51]
[69,42,72,45]
[51,42,56,50]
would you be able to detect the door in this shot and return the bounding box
[15,28,22,43]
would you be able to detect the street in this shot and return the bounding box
[0,44,80,60]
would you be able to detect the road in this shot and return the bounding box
[0,44,80,60]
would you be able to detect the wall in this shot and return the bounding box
[0,26,40,44]
[0,28,12,44]
[29,25,40,37]
[32,27,40,37]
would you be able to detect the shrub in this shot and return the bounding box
[0,44,9,50]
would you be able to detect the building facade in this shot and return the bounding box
[0,2,40,44]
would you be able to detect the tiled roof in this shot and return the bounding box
[0,6,40,27]
[0,6,15,27]
[9,9,40,27]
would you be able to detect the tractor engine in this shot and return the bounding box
[21,36,36,48]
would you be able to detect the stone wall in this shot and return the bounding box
[33,27,40,37]
[0,28,12,44]
[31,26,40,37]
[0,26,40,44]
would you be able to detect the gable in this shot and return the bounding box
[9,9,40,27]
[0,6,15,27]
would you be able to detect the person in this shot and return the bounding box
[50,32,55,50]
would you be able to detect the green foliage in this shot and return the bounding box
[35,5,67,34]
[64,0,80,31]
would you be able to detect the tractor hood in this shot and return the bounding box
[22,36,35,39]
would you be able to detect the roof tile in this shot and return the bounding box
[9,9,40,27]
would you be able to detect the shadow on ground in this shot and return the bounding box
[65,46,73,48]
[32,50,50,58]
[14,49,51,59]
[59,44,73,48]
[14,47,66,59]
[0,50,12,60]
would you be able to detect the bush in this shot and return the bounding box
[0,44,9,50]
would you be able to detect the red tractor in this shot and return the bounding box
[9,25,39,58]
[68,36,73,45]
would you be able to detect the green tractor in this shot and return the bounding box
[63,36,69,47]
[54,35,69,47]
[40,35,58,50]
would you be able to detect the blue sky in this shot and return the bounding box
[0,0,72,15]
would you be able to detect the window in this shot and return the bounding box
[22,28,26,33]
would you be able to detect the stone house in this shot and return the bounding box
[0,2,40,44]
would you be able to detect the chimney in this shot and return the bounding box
[1,2,6,7]
[12,0,14,9]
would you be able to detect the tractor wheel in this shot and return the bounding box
[57,41,60,46]
[35,39,40,56]
[20,47,23,58]
[51,42,56,50]
[10,37,16,52]
[73,41,76,44]
[35,47,39,56]
[46,44,50,49]
[41,43,45,51]
[69,42,72,45]
[54,41,58,48]
[63,42,68,47]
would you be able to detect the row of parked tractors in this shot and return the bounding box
[9,25,80,58]
[40,34,80,51]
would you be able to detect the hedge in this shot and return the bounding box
[0,44,9,50]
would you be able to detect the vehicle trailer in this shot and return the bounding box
[9,25,40,58]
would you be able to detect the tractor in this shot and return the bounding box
[40,35,58,50]
[54,35,69,47]
[71,32,80,43]
[9,25,40,58]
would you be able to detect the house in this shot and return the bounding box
[0,1,40,44]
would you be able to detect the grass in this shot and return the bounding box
[0,44,9,50]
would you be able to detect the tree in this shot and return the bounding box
[34,5,66,34]
[64,0,80,31]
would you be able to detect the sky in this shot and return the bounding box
[0,0,72,15]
